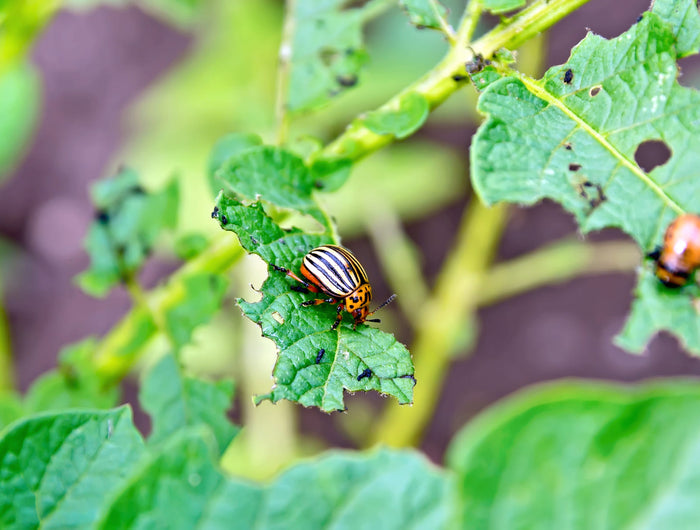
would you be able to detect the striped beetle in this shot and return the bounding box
[274,244,396,330]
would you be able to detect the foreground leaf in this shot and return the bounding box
[214,194,415,412]
[0,407,145,529]
[100,432,452,530]
[447,380,700,529]
[140,354,238,455]
[471,1,700,353]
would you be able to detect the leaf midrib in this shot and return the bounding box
[518,74,685,216]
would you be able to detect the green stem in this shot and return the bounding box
[370,200,507,448]
[316,0,591,164]
[93,236,244,384]
[478,239,640,306]
[455,0,483,48]
[0,293,14,392]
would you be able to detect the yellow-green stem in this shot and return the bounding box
[370,200,507,448]
[0,294,14,391]
[478,239,640,307]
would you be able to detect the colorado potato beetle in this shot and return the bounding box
[649,213,700,287]
[273,244,396,330]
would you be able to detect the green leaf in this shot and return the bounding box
[651,0,700,57]
[471,7,700,353]
[0,407,145,529]
[398,0,449,30]
[616,267,700,353]
[216,145,328,229]
[207,132,263,196]
[364,92,430,139]
[214,194,415,412]
[24,339,119,413]
[480,0,526,15]
[287,0,371,112]
[140,354,238,455]
[0,392,23,431]
[97,429,259,530]
[163,273,229,349]
[447,380,700,529]
[0,62,39,179]
[76,168,180,297]
[100,433,451,530]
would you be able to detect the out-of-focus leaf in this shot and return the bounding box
[163,273,229,349]
[481,0,526,15]
[0,1,58,69]
[0,62,40,179]
[0,407,145,529]
[651,0,700,56]
[0,391,22,431]
[399,0,449,30]
[100,432,452,530]
[447,380,700,529]
[24,339,119,413]
[213,194,414,412]
[173,232,209,260]
[364,92,429,139]
[287,0,373,112]
[216,145,329,229]
[471,3,700,354]
[76,168,179,297]
[140,354,237,455]
[207,132,263,196]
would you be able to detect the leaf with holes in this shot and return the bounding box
[207,132,263,197]
[213,193,415,412]
[140,354,238,455]
[0,407,145,529]
[287,0,374,112]
[471,1,700,354]
[76,168,179,297]
[447,380,700,529]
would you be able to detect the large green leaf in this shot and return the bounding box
[0,407,145,529]
[447,381,700,529]
[471,0,700,354]
[214,194,415,412]
[100,431,452,530]
[76,168,179,297]
[140,354,238,455]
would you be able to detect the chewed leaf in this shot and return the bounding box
[616,267,700,353]
[365,92,430,139]
[399,0,449,31]
[216,146,329,229]
[287,0,371,112]
[213,194,415,412]
[471,2,700,354]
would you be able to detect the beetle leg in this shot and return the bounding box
[331,304,344,330]
[301,297,336,307]
[273,264,319,292]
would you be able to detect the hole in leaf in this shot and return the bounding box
[634,140,672,172]
[569,163,582,171]
[272,312,284,324]
[564,143,573,150]
[589,85,602,96]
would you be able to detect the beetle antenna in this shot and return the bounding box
[367,294,397,317]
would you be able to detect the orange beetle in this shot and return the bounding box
[650,214,700,287]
